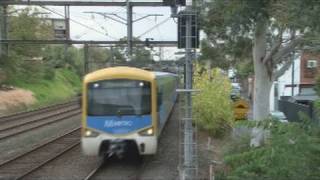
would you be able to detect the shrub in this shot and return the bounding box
[218,120,320,180]
[193,65,234,137]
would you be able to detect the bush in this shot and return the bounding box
[218,120,320,180]
[193,65,234,137]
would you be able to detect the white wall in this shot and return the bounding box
[270,55,300,111]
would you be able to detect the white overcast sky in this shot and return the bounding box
[15,1,189,60]
[50,6,177,41]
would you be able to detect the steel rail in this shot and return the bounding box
[0,99,78,123]
[16,142,80,180]
[0,106,79,132]
[83,160,105,180]
[0,109,81,141]
[0,127,81,167]
[0,127,81,180]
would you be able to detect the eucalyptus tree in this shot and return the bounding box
[203,0,320,120]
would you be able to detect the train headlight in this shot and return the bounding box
[139,127,154,136]
[83,129,99,137]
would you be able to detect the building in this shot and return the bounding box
[270,51,320,111]
[299,51,320,95]
[45,18,68,40]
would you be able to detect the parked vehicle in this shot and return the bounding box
[269,111,288,123]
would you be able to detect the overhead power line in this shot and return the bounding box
[137,17,171,38]
[40,6,118,40]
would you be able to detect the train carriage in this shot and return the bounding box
[81,67,177,157]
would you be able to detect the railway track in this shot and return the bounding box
[83,148,146,180]
[0,101,80,141]
[0,127,81,180]
[0,99,78,123]
[83,160,105,180]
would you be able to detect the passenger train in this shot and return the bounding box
[81,67,178,157]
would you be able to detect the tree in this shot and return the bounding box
[9,7,53,57]
[42,45,84,76]
[203,0,320,120]
[119,37,154,66]
[2,7,54,83]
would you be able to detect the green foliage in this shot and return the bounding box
[234,59,254,80]
[202,0,320,69]
[2,7,56,84]
[218,120,320,180]
[1,7,83,107]
[42,45,84,76]
[9,7,53,57]
[193,65,234,137]
[13,68,81,106]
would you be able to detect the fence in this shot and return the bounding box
[279,100,319,125]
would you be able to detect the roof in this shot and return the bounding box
[154,71,177,77]
[84,66,156,83]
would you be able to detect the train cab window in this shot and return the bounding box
[87,79,151,116]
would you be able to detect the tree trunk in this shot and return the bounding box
[252,20,273,121]
[250,20,273,147]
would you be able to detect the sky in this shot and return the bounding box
[52,6,177,41]
[15,1,183,60]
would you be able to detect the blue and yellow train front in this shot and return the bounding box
[81,67,159,156]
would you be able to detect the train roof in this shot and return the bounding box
[84,66,176,83]
[153,71,177,77]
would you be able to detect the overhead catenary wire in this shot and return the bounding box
[137,17,171,38]
[39,6,118,40]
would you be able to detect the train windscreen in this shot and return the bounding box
[87,79,151,116]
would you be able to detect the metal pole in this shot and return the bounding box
[64,5,70,60]
[0,6,3,57]
[127,0,133,61]
[0,5,8,57]
[184,0,194,179]
[84,44,89,74]
[65,6,70,40]
[110,46,115,65]
[291,54,295,96]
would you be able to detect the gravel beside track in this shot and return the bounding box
[0,128,81,180]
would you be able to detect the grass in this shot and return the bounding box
[12,68,81,109]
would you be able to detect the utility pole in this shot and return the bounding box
[127,0,133,61]
[0,5,8,57]
[291,53,295,96]
[65,6,70,41]
[183,0,196,179]
[64,5,70,59]
[0,6,3,57]
[110,46,115,65]
[84,44,89,74]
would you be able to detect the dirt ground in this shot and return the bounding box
[198,130,227,179]
[0,88,36,116]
